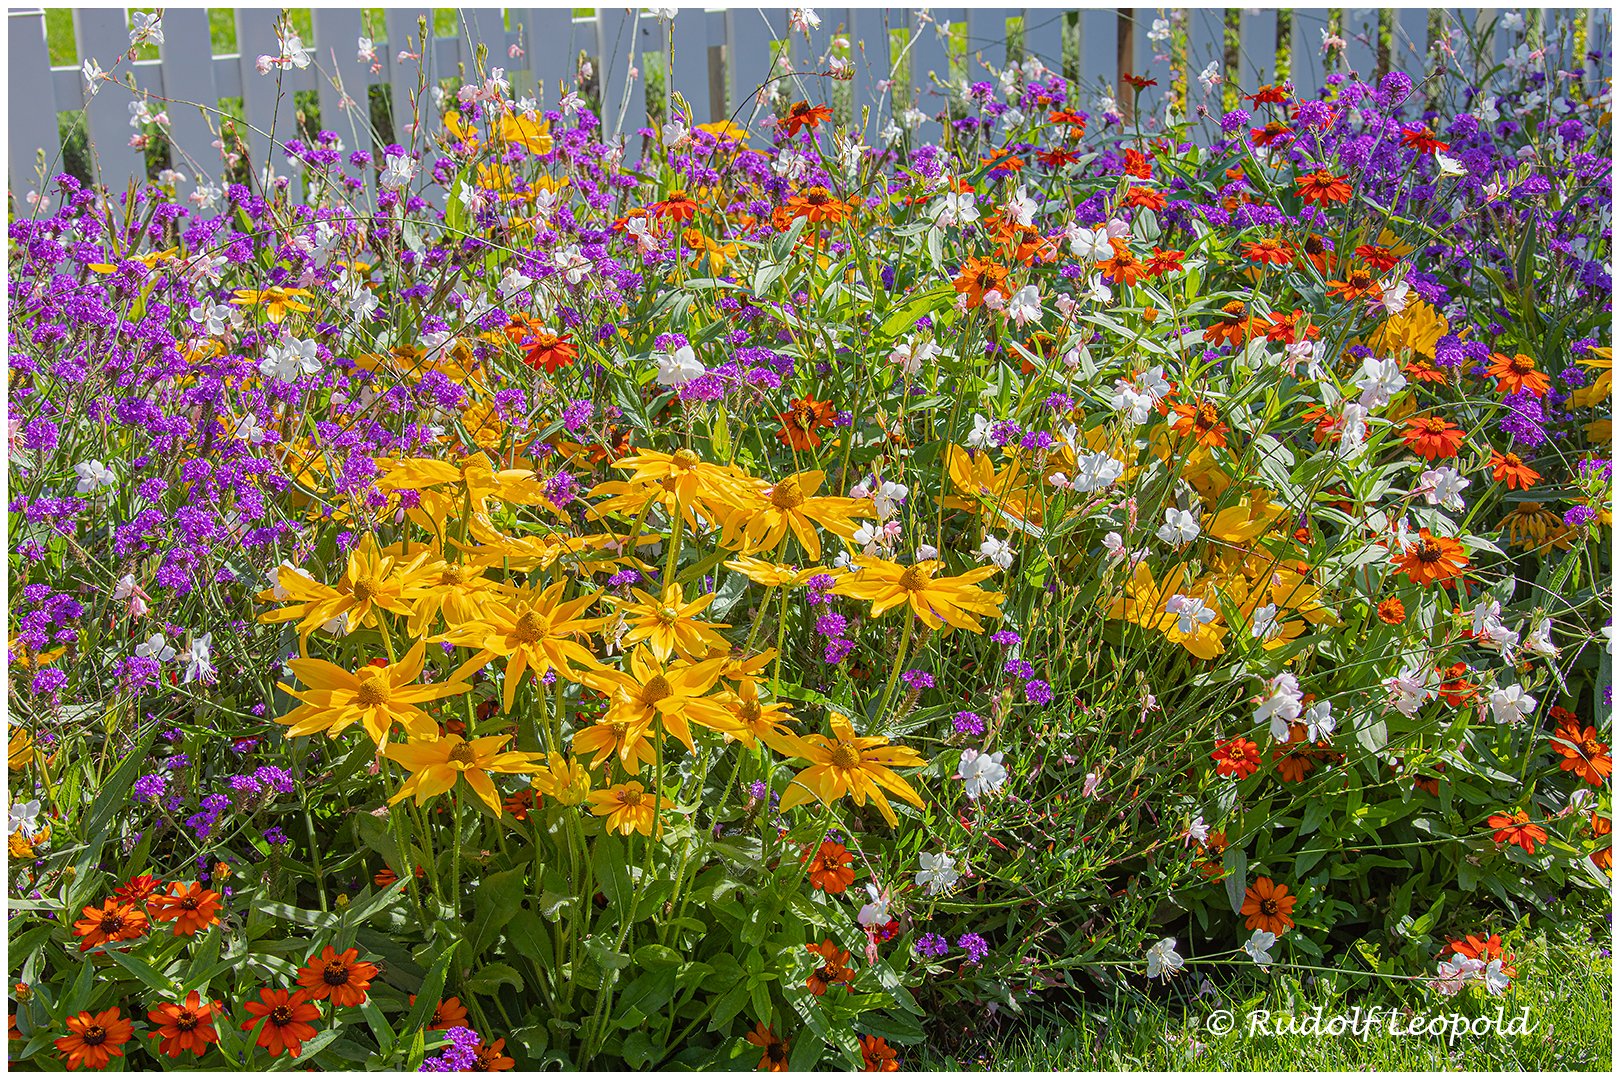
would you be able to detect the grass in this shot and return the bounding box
[923,932,1612,1071]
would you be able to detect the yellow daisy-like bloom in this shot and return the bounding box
[1104,562,1227,660]
[571,714,660,772]
[710,682,801,754]
[720,471,873,561]
[723,557,820,588]
[591,448,754,531]
[439,580,606,714]
[1498,503,1574,552]
[778,714,925,827]
[829,556,1005,632]
[530,751,592,806]
[588,781,660,836]
[384,734,545,816]
[258,535,431,641]
[1569,346,1612,410]
[939,446,1042,534]
[610,582,730,661]
[577,648,737,755]
[401,557,509,637]
[9,727,35,772]
[275,640,469,745]
[229,286,311,324]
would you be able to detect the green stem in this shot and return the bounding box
[872,615,916,722]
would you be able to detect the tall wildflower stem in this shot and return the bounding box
[873,614,916,723]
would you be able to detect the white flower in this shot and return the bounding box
[379,152,417,190]
[1353,355,1407,411]
[1145,937,1184,981]
[497,266,533,299]
[552,245,593,286]
[661,118,688,147]
[1165,594,1215,636]
[1304,701,1335,742]
[1069,225,1112,261]
[1156,507,1201,546]
[915,851,960,896]
[978,534,1014,570]
[872,480,908,520]
[357,36,376,63]
[1102,531,1127,560]
[1243,929,1277,969]
[130,12,164,46]
[914,544,938,561]
[180,633,216,685]
[930,190,980,229]
[856,882,891,927]
[789,7,821,32]
[965,414,995,449]
[82,58,105,98]
[1376,275,1411,315]
[283,33,313,69]
[1521,618,1559,659]
[1483,958,1512,996]
[1007,284,1042,328]
[260,335,322,383]
[8,799,41,838]
[347,288,380,321]
[1418,466,1470,512]
[1254,673,1304,741]
[235,413,267,445]
[1082,273,1112,304]
[1435,153,1466,177]
[135,633,176,663]
[191,302,235,336]
[957,749,1008,799]
[74,459,117,494]
[1250,603,1279,641]
[1384,663,1435,717]
[1488,684,1536,725]
[655,344,705,387]
[1500,12,1525,32]
[1071,451,1124,493]
[1185,815,1209,846]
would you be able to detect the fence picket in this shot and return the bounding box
[1343,8,1379,79]
[75,9,148,193]
[1292,8,1331,97]
[9,9,61,203]
[236,9,304,201]
[966,7,1018,75]
[597,7,646,139]
[1238,10,1277,88]
[154,8,217,201]
[312,8,375,202]
[728,8,788,133]
[850,7,894,135]
[1394,7,1429,74]
[456,8,509,76]
[910,7,961,144]
[1077,9,1118,108]
[671,8,715,122]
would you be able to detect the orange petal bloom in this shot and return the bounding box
[1392,529,1469,587]
[240,988,320,1058]
[1550,723,1613,787]
[1489,451,1541,490]
[781,100,833,135]
[295,946,378,1007]
[1242,237,1295,266]
[147,882,223,937]
[1487,810,1548,855]
[1486,352,1551,397]
[1240,876,1298,935]
[475,1036,516,1070]
[804,840,857,894]
[112,873,165,905]
[410,995,470,1031]
[777,395,838,450]
[1203,300,1257,347]
[72,898,149,952]
[746,1022,791,1071]
[1170,399,1230,448]
[860,1034,901,1071]
[1401,415,1466,461]
[805,939,856,996]
[1097,238,1148,286]
[1295,169,1352,205]
[953,257,1011,308]
[147,991,222,1058]
[1212,737,1261,779]
[55,1008,134,1070]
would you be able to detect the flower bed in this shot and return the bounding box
[6,26,1613,1072]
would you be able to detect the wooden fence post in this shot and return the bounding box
[9,9,61,206]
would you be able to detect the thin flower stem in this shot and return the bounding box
[873,614,916,723]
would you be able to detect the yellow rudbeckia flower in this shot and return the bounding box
[829,557,1005,633]
[384,734,544,816]
[275,640,468,745]
[777,714,925,827]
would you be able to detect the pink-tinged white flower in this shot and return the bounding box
[1243,929,1276,968]
[1250,603,1279,641]
[1071,451,1124,494]
[1417,466,1470,511]
[1254,673,1304,741]
[978,534,1014,570]
[1145,938,1184,980]
[1165,594,1216,636]
[1488,684,1536,725]
[1082,772,1101,797]
[1304,701,1335,742]
[74,459,117,495]
[1353,355,1407,410]
[130,11,164,47]
[1520,618,1559,659]
[957,749,1008,799]
[856,883,890,927]
[135,633,176,663]
[379,152,417,190]
[180,633,216,685]
[654,345,704,388]
[1068,225,1111,261]
[789,8,821,32]
[1184,815,1209,847]
[1384,663,1436,717]
[915,851,959,895]
[1156,507,1201,546]
[929,189,979,229]
[113,574,150,619]
[1007,284,1042,328]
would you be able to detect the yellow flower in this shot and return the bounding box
[710,682,801,754]
[400,557,509,637]
[1569,346,1612,410]
[1498,503,1574,552]
[384,734,545,816]
[610,582,730,661]
[230,286,312,324]
[258,535,432,641]
[719,471,873,561]
[940,445,1043,534]
[588,781,660,836]
[591,448,755,532]
[1370,297,1448,358]
[571,714,660,772]
[723,557,820,588]
[531,752,592,806]
[9,826,48,859]
[829,556,1005,632]
[778,714,925,827]
[1104,562,1227,660]
[275,640,469,745]
[8,728,34,772]
[577,648,737,755]
[439,580,606,714]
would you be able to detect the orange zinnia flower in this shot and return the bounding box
[1295,169,1352,205]
[1036,146,1081,168]
[1250,121,1293,147]
[1170,399,1230,448]
[953,257,1011,308]
[72,898,149,952]
[240,988,320,1058]
[1487,810,1548,855]
[747,1022,791,1071]
[1144,246,1185,276]
[1242,237,1295,266]
[112,873,165,906]
[1403,356,1449,384]
[1244,84,1290,105]
[1401,415,1466,460]
[782,100,832,135]
[1376,597,1406,625]
[776,395,837,450]
[475,1036,515,1070]
[55,1008,134,1070]
[1047,109,1087,140]
[1437,662,1477,708]
[520,329,577,375]
[409,995,470,1031]
[1264,308,1319,345]
[147,991,222,1059]
[804,840,856,894]
[1097,238,1147,286]
[374,868,398,888]
[1354,243,1401,271]
[780,186,852,225]
[147,882,223,937]
[1121,73,1158,89]
[1486,352,1551,397]
[1203,300,1256,347]
[1489,451,1541,490]
[1122,148,1152,179]
[805,939,856,995]
[1123,186,1166,211]
[1392,529,1469,587]
[860,1034,901,1071]
[1326,267,1381,302]
[1550,723,1613,787]
[651,188,699,222]
[295,946,378,1007]
[1212,737,1261,779]
[1401,125,1450,153]
[1240,877,1298,935]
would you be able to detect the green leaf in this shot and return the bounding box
[1222,845,1248,916]
[591,835,636,911]
[465,962,522,995]
[399,947,456,1040]
[470,867,527,956]
[103,946,182,996]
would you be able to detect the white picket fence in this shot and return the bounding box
[6,6,1612,207]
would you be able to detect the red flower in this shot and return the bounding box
[240,989,320,1059]
[1489,451,1541,490]
[1144,247,1185,277]
[781,100,832,135]
[1243,84,1290,105]
[1122,186,1166,211]
[1487,810,1548,855]
[1486,352,1551,397]
[1295,169,1352,205]
[1242,237,1295,266]
[1401,125,1450,153]
[1212,737,1262,779]
[1401,415,1466,460]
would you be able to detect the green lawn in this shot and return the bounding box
[925,933,1612,1071]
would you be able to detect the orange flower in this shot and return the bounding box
[295,946,378,1007]
[779,186,853,226]
[1326,267,1381,302]
[1550,723,1612,787]
[1401,125,1450,154]
[1122,186,1166,211]
[782,100,832,135]
[1486,352,1551,397]
[240,988,320,1058]
[1376,598,1406,625]
[1036,146,1081,168]
[1212,737,1261,779]
[804,840,856,894]
[1591,814,1612,873]
[1401,415,1466,460]
[1403,356,1449,384]
[1244,84,1290,105]
[1120,72,1158,89]
[1097,238,1147,286]
[805,939,856,995]
[953,257,1011,308]
[1263,309,1319,345]
[374,868,398,888]
[1392,529,1469,587]
[1437,662,1477,708]
[408,995,470,1031]
[1144,247,1185,276]
[55,1008,134,1070]
[1295,169,1352,205]
[1240,877,1298,935]
[1250,121,1293,147]
[1242,237,1295,266]
[746,1022,790,1071]
[147,991,221,1059]
[474,1036,516,1070]
[1170,399,1230,449]
[112,873,165,906]
[651,188,699,222]
[1203,300,1256,347]
[1487,810,1548,854]
[860,1034,900,1071]
[1489,451,1541,490]
[147,882,223,937]
[72,898,149,952]
[520,329,577,375]
[776,395,837,450]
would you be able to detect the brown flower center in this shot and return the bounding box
[323,962,351,986]
[771,478,806,510]
[1221,300,1247,318]
[738,700,763,724]
[179,896,200,912]
[804,187,832,206]
[1414,540,1444,564]
[1259,897,1279,915]
[354,672,390,707]
[269,1005,294,1026]
[1196,403,1220,429]
[82,1025,106,1046]
[672,448,702,469]
[440,564,469,586]
[514,611,546,643]
[448,744,478,765]
[1509,355,1535,374]
[617,786,644,806]
[897,566,930,592]
[639,675,673,705]
[175,1012,199,1032]
[99,913,125,934]
[351,575,381,602]
[829,744,861,769]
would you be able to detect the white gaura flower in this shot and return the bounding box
[1304,700,1335,742]
[856,883,891,927]
[1145,937,1184,981]
[130,11,164,46]
[957,748,1008,799]
[978,534,1014,570]
[1007,284,1042,328]
[235,413,267,445]
[1254,673,1304,741]
[1082,272,1112,304]
[1156,506,1201,546]
[1184,815,1209,846]
[1068,225,1112,261]
[1071,451,1124,493]
[113,573,149,619]
[1250,602,1279,641]
[1376,275,1411,315]
[1417,466,1470,512]
[1521,617,1559,659]
[379,152,417,190]
[965,413,995,449]
[1435,153,1467,177]
[180,633,216,685]
[82,58,106,98]
[1384,663,1435,717]
[929,190,979,229]
[1488,683,1536,725]
[654,344,705,387]
[8,799,41,838]
[871,480,908,519]
[1165,594,1215,636]
[259,335,322,383]
[1243,929,1277,969]
[915,851,960,896]
[1483,958,1512,996]
[1353,355,1407,411]
[74,459,117,495]
[135,633,176,663]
